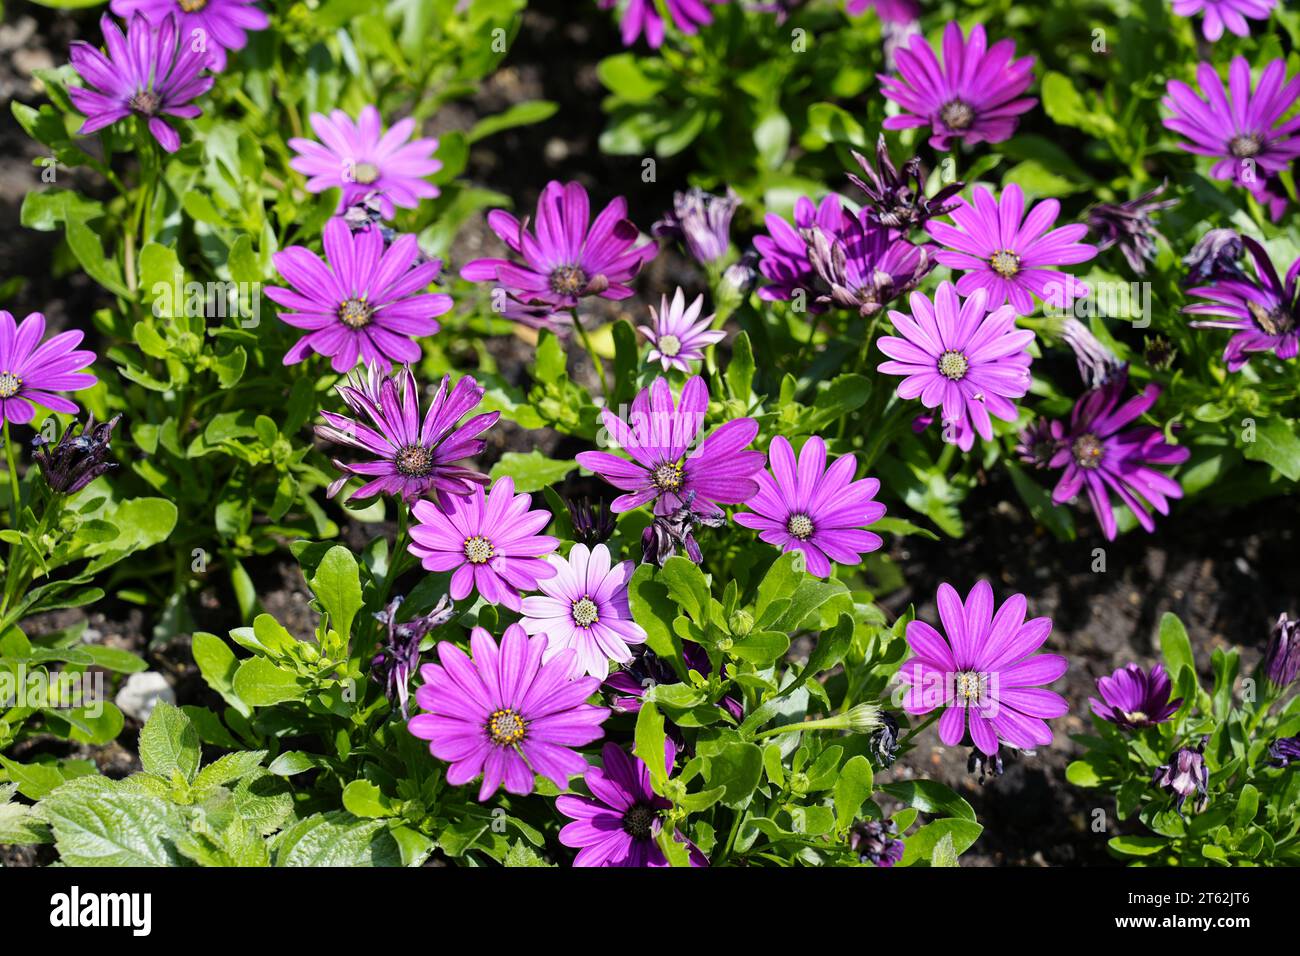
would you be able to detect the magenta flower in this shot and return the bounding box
[68,14,213,154]
[1089,663,1183,730]
[316,365,499,504]
[557,741,707,866]
[1162,58,1300,205]
[876,283,1033,452]
[266,217,449,373]
[461,181,657,310]
[408,477,558,612]
[845,0,919,22]
[598,0,722,48]
[880,22,1036,150]
[899,581,1067,756]
[803,213,933,315]
[640,288,724,372]
[926,184,1096,316]
[1184,237,1299,372]
[575,376,763,516]
[109,0,268,71]
[1046,371,1190,541]
[0,312,97,426]
[289,106,441,220]
[754,194,854,306]
[1171,0,1278,42]
[734,436,886,578]
[519,543,646,679]
[408,624,608,801]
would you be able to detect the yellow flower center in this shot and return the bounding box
[395,444,433,477]
[572,596,600,628]
[940,100,975,131]
[657,334,682,357]
[938,350,969,381]
[351,161,380,184]
[487,708,526,746]
[989,249,1021,278]
[0,371,21,399]
[338,297,373,329]
[786,513,814,540]
[1072,433,1104,470]
[954,670,986,704]
[652,461,684,493]
[178,0,209,11]
[549,265,587,296]
[463,535,494,564]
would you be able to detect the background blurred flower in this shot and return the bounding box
[599,0,723,49]
[1171,0,1278,43]
[110,0,269,71]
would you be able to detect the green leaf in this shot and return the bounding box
[1158,612,1195,684]
[1066,759,1104,788]
[488,451,576,493]
[727,331,755,400]
[233,658,306,707]
[342,780,398,819]
[42,780,187,866]
[899,818,982,866]
[709,742,763,808]
[658,556,711,623]
[633,702,669,791]
[191,631,247,714]
[466,100,559,144]
[192,751,267,796]
[929,832,960,867]
[880,780,976,821]
[833,755,874,831]
[310,546,363,644]
[1108,835,1169,857]
[0,784,51,845]
[273,811,400,867]
[137,702,201,783]
[1242,416,1300,481]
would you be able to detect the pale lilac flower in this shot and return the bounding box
[640,289,724,372]
[110,0,268,71]
[1171,0,1278,42]
[0,312,97,426]
[652,187,739,265]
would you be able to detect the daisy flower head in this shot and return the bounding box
[876,282,1034,452]
[68,13,214,154]
[803,212,934,316]
[640,288,724,372]
[266,216,450,373]
[462,181,658,311]
[880,22,1037,150]
[408,477,558,612]
[408,624,608,801]
[0,312,97,427]
[520,543,647,679]
[1089,663,1183,730]
[753,194,855,307]
[575,376,764,516]
[925,184,1097,316]
[289,106,441,220]
[1170,0,1278,43]
[734,436,886,578]
[109,0,269,71]
[599,0,721,49]
[845,0,920,22]
[899,581,1067,756]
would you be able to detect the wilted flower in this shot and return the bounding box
[968,748,1004,784]
[1182,228,1244,287]
[110,0,269,72]
[1261,613,1299,688]
[640,289,725,372]
[604,643,742,721]
[31,415,121,495]
[1183,238,1299,372]
[652,187,739,265]
[804,215,933,316]
[1269,735,1300,768]
[1060,318,1126,389]
[371,594,456,718]
[849,819,905,867]
[565,496,616,546]
[1152,736,1209,814]
[640,492,726,565]
[871,711,901,767]
[1089,663,1183,730]
[1171,0,1279,45]
[1144,335,1177,371]
[1016,419,1061,469]
[754,195,855,307]
[68,14,213,154]
[0,311,97,426]
[848,135,964,233]
[1086,182,1177,276]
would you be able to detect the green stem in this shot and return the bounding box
[752,713,852,740]
[899,710,943,748]
[574,315,609,397]
[2,421,19,532]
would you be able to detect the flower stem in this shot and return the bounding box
[899,710,943,748]
[3,420,20,531]
[574,315,609,396]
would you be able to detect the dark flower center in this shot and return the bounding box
[1228,134,1264,159]
[954,670,986,704]
[0,370,21,399]
[1072,433,1105,469]
[989,249,1021,278]
[549,265,588,296]
[622,802,658,840]
[940,100,975,131]
[129,89,162,117]
[786,513,814,540]
[651,461,684,493]
[178,0,209,11]
[1246,300,1295,337]
[394,444,433,477]
[657,333,682,357]
[487,708,526,746]
[337,297,374,329]
[463,535,494,564]
[571,596,600,628]
[938,349,969,381]
[352,161,380,184]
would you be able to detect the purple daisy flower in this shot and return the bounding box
[575,376,764,516]
[899,581,1068,756]
[1162,58,1300,208]
[876,283,1034,452]
[926,184,1097,316]
[557,740,707,867]
[1047,371,1190,541]
[1153,736,1209,814]
[880,22,1036,150]
[1089,663,1183,730]
[109,0,268,72]
[462,181,657,310]
[266,216,450,373]
[288,106,441,220]
[1261,613,1299,688]
[0,312,97,426]
[845,0,919,22]
[408,477,558,612]
[1171,0,1278,43]
[598,0,722,49]
[652,186,739,266]
[408,624,608,801]
[519,543,647,679]
[849,818,905,867]
[68,14,213,154]
[803,212,934,316]
[315,365,499,504]
[640,288,724,372]
[734,435,886,578]
[1183,237,1298,371]
[753,194,855,307]
[1269,735,1300,768]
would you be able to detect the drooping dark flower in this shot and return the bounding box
[848,135,964,233]
[803,215,933,316]
[1144,335,1177,371]
[371,593,456,719]
[1060,318,1126,389]
[604,644,744,722]
[640,491,726,565]
[871,711,901,767]
[1089,663,1183,730]
[1152,736,1209,814]
[1016,419,1061,469]
[565,496,616,546]
[1261,612,1299,688]
[968,748,1004,784]
[652,187,740,265]
[849,818,905,867]
[1086,182,1177,276]
[31,414,122,495]
[1182,228,1244,287]
[1269,735,1300,768]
